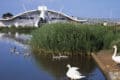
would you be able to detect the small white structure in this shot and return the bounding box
[38,6,47,20]
[0,22,5,26]
[103,22,108,26]
[0,6,87,27]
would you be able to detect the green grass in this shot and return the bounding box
[30,23,120,55]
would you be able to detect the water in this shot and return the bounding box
[0,32,106,80]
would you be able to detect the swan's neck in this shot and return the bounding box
[67,65,71,69]
[113,47,117,57]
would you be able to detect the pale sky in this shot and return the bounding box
[0,0,120,18]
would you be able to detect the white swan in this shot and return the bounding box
[52,54,61,60]
[66,64,85,80]
[23,53,30,57]
[59,53,68,59]
[112,45,120,64]
[52,53,68,60]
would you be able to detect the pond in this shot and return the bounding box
[0,32,106,80]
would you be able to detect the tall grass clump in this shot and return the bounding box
[31,23,120,55]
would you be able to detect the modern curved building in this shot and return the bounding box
[0,6,87,27]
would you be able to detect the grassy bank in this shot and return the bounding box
[31,23,120,55]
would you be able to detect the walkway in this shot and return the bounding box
[92,50,120,80]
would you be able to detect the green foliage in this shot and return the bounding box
[31,23,120,54]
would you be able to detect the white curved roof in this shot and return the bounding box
[0,8,87,22]
[0,9,38,21]
[48,9,87,22]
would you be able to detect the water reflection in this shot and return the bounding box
[1,32,32,44]
[0,32,31,57]
[0,32,106,80]
[33,53,106,80]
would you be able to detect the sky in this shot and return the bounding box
[0,0,120,18]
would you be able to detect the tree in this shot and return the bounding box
[2,12,13,19]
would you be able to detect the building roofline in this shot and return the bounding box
[0,8,87,22]
[48,9,87,22]
[0,9,38,21]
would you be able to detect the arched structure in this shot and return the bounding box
[0,6,87,27]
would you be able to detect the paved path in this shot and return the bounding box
[92,50,120,80]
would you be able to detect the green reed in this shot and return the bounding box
[31,23,120,54]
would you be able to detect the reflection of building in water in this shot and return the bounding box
[0,6,87,27]
[1,32,32,44]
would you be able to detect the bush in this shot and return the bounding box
[31,23,120,55]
